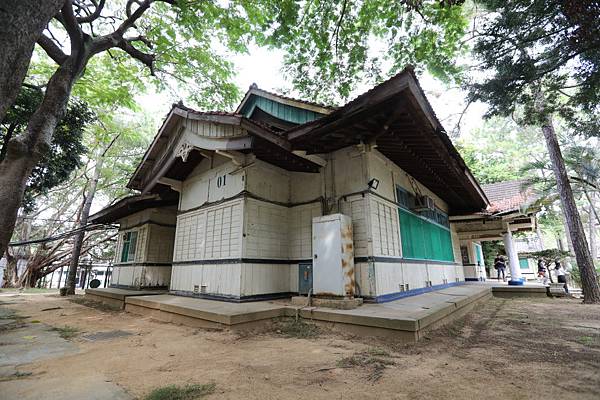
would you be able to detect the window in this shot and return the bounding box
[120,231,138,262]
[395,186,414,209]
[399,208,454,262]
[395,185,449,228]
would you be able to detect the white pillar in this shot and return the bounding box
[503,229,524,285]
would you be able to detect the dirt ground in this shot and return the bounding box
[1,293,599,400]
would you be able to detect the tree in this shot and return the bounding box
[469,0,600,303]
[1,86,94,212]
[0,0,64,122]
[0,1,470,266]
[455,116,544,184]
[2,112,151,289]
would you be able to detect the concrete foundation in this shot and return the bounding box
[85,288,167,310]
[123,284,492,342]
[290,296,363,309]
[491,285,548,299]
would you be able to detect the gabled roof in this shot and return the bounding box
[89,193,178,224]
[482,180,537,215]
[287,66,489,213]
[236,83,336,115]
[124,67,488,214]
[127,103,321,192]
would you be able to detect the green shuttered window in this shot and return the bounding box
[120,231,138,262]
[399,208,454,262]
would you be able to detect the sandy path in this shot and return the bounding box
[1,294,599,399]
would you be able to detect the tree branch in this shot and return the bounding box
[117,40,155,74]
[60,0,84,49]
[76,0,106,23]
[37,35,69,64]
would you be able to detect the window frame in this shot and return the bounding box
[120,231,138,263]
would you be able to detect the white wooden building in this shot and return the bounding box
[91,67,529,302]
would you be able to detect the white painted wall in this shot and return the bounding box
[179,156,245,212]
[170,263,241,296]
[112,208,176,288]
[173,199,244,262]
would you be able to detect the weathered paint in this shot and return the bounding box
[239,94,324,125]
[111,208,176,289]
[312,214,355,298]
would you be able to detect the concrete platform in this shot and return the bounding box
[486,283,548,298]
[85,288,167,310]
[124,285,492,341]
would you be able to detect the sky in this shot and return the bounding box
[138,45,488,140]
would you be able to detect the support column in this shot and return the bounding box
[503,229,524,285]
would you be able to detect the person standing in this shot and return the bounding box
[494,254,507,282]
[537,259,548,285]
[555,260,569,294]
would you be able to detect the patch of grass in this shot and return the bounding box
[275,318,320,339]
[68,296,121,312]
[337,348,395,382]
[144,383,215,400]
[0,288,57,294]
[0,312,30,320]
[50,325,79,339]
[577,336,597,346]
[0,371,33,382]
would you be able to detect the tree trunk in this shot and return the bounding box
[590,206,597,262]
[0,0,64,122]
[0,43,90,259]
[1,248,19,288]
[65,158,103,294]
[539,113,600,303]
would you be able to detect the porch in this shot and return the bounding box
[120,283,493,342]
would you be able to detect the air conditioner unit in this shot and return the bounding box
[413,195,436,211]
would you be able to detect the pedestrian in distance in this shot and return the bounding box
[555,260,569,294]
[537,259,548,285]
[494,254,507,282]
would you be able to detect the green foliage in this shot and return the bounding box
[0,87,94,211]
[144,383,215,400]
[27,1,473,121]
[455,116,544,184]
[266,0,469,103]
[482,241,504,271]
[520,249,572,262]
[469,0,600,127]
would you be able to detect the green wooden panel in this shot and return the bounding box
[519,258,529,269]
[120,239,130,262]
[399,209,454,262]
[241,95,324,124]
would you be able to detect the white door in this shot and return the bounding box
[313,219,343,296]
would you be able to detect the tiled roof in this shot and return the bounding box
[175,103,242,117]
[482,180,536,214]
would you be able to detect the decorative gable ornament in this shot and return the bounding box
[176,142,193,162]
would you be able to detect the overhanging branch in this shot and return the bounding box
[37,35,69,64]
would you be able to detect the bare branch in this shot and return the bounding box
[76,0,106,23]
[60,0,84,49]
[37,35,69,64]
